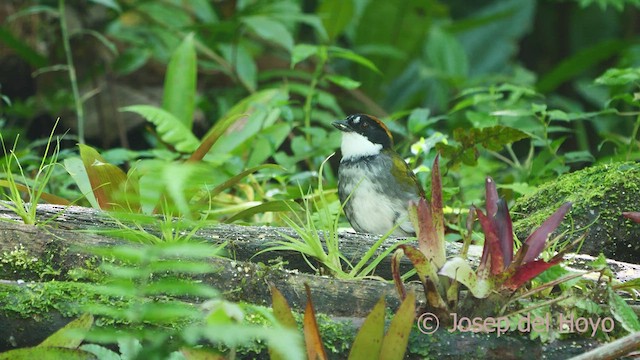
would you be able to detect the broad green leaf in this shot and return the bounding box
[348,297,385,360]
[38,314,94,348]
[220,43,257,92]
[163,33,197,130]
[291,44,318,68]
[242,16,294,52]
[0,347,96,360]
[317,0,353,42]
[189,113,245,161]
[426,27,469,79]
[121,105,200,153]
[379,292,415,360]
[608,288,640,332]
[64,157,99,209]
[78,144,129,210]
[207,89,287,157]
[247,123,292,167]
[326,74,361,90]
[439,257,492,298]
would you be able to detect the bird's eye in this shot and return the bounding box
[362,122,369,128]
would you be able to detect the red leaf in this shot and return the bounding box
[415,198,445,268]
[522,202,572,263]
[391,249,407,301]
[485,177,499,217]
[431,154,445,245]
[502,258,562,290]
[623,211,640,223]
[494,199,514,267]
[477,209,504,275]
[303,284,328,360]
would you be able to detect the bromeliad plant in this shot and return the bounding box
[392,154,575,321]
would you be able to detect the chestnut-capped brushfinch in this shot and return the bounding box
[332,114,425,236]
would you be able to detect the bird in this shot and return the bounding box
[332,114,425,236]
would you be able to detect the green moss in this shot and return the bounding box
[0,281,98,319]
[0,244,61,280]
[512,162,640,262]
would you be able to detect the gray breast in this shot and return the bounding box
[337,155,418,236]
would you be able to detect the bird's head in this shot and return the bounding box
[332,114,393,160]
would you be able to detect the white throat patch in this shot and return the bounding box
[340,132,382,160]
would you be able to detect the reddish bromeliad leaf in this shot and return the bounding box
[623,211,640,223]
[520,202,572,264]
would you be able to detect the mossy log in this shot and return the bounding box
[0,203,639,359]
[512,161,640,263]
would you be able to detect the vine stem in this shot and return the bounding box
[627,113,640,160]
[303,47,327,143]
[58,0,85,144]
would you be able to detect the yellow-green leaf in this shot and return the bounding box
[379,292,415,360]
[348,297,385,360]
[78,144,128,210]
[38,313,94,349]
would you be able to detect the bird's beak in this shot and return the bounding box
[332,120,352,132]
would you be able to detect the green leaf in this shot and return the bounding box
[439,257,492,298]
[326,74,361,90]
[291,44,318,68]
[225,200,302,223]
[537,39,629,93]
[596,67,640,86]
[242,16,294,52]
[207,89,287,158]
[379,292,415,360]
[426,26,469,79]
[348,297,385,360]
[88,0,122,12]
[0,347,96,360]
[437,125,529,168]
[317,0,354,42]
[113,47,151,75]
[0,26,47,68]
[78,144,129,210]
[143,278,219,298]
[38,314,94,348]
[247,123,292,167]
[189,113,245,161]
[608,288,640,332]
[210,164,283,198]
[163,33,197,130]
[328,46,381,74]
[79,344,120,360]
[64,157,100,209]
[120,105,200,153]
